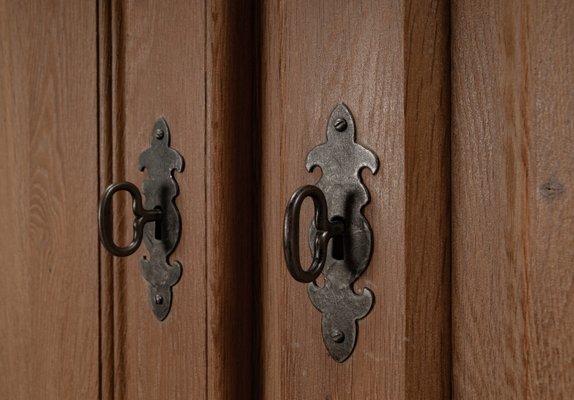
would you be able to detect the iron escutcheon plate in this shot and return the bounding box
[306,103,379,362]
[139,117,184,320]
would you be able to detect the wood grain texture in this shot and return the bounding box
[205,0,258,399]
[452,0,574,398]
[259,0,450,398]
[104,1,207,399]
[0,1,99,398]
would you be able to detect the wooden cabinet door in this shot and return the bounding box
[98,0,257,399]
[1,1,258,398]
[258,0,450,398]
[97,1,208,398]
[2,1,574,399]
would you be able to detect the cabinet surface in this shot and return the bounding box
[1,1,573,399]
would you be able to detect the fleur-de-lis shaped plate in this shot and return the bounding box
[306,103,379,362]
[139,118,184,320]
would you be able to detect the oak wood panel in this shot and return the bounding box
[259,0,450,398]
[103,1,207,399]
[452,0,574,398]
[0,1,99,398]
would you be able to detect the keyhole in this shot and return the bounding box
[331,216,344,260]
[154,206,163,240]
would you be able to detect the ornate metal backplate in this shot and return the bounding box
[306,103,379,362]
[138,118,184,320]
[98,118,184,320]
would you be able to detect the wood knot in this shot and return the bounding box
[540,180,565,198]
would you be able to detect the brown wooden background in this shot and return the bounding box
[1,0,573,399]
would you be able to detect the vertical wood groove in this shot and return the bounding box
[203,0,208,398]
[96,0,111,397]
[97,0,127,398]
[205,1,258,398]
[252,2,264,397]
[405,0,452,398]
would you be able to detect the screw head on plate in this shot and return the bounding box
[330,330,345,343]
[154,294,164,304]
[334,118,347,132]
[155,129,165,140]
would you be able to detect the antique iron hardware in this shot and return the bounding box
[98,117,184,321]
[283,103,379,362]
